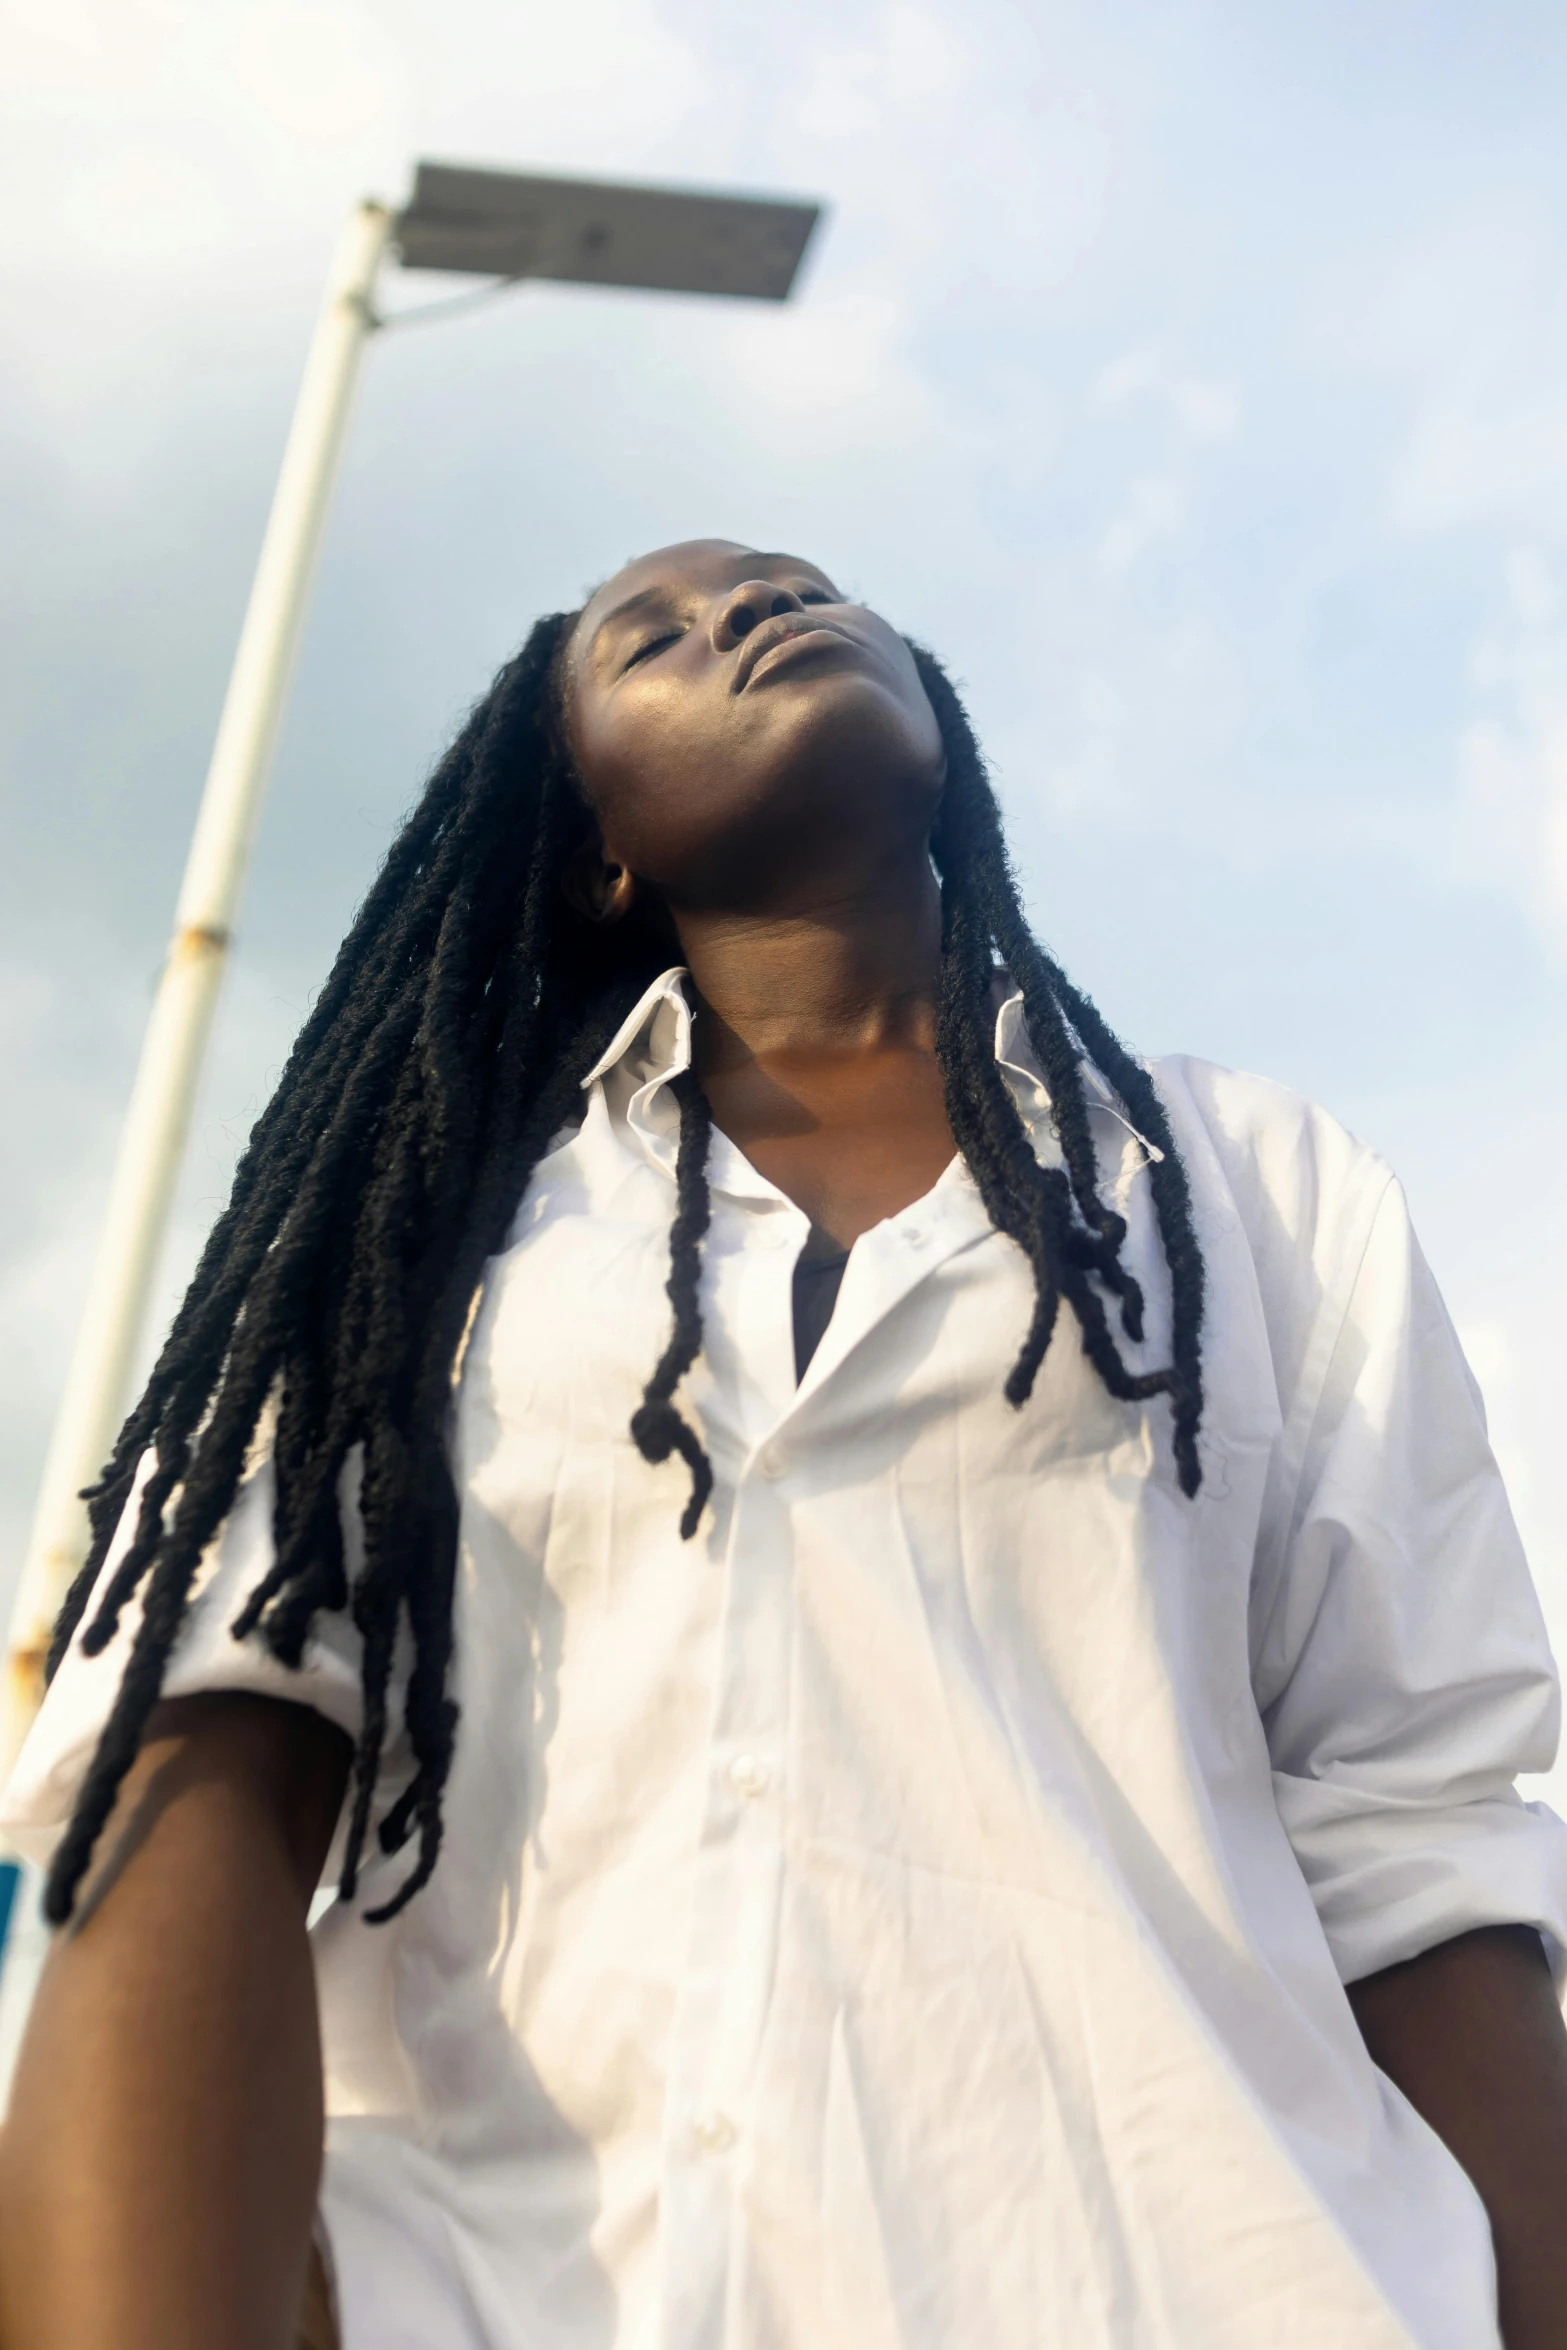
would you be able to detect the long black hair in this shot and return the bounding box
[43,616,1204,1928]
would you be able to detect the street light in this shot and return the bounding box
[2,163,823,1780]
[396,162,819,297]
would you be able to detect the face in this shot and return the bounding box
[562,539,945,920]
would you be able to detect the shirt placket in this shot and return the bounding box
[622,1017,1000,2349]
[651,1170,1002,2350]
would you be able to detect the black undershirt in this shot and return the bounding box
[791,1247,850,1382]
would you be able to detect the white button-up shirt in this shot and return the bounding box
[9,967,1567,2350]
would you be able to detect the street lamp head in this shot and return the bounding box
[393,161,822,302]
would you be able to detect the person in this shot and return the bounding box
[2,537,1566,2350]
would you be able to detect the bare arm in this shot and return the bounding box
[0,1691,351,2350]
[1349,1925,1567,2350]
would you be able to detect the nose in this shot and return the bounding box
[712,579,806,651]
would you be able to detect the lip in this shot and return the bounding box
[731,613,858,695]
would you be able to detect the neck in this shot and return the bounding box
[670,842,943,1072]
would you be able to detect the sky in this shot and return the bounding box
[2,0,1567,1796]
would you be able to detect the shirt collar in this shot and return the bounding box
[582,966,694,1092]
[994,985,1165,1163]
[582,965,1160,1163]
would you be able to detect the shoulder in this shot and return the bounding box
[1146,1053,1395,1246]
[1143,1055,1405,1391]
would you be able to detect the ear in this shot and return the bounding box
[563,839,638,926]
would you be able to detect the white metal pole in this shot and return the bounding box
[1,199,392,1781]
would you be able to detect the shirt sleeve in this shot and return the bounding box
[0,1439,397,1877]
[1253,1172,1567,1987]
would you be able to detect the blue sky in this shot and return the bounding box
[3,0,1566,1792]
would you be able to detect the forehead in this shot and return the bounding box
[574,538,834,642]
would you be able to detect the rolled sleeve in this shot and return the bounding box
[1257,1175,1567,1985]
[0,1443,392,1877]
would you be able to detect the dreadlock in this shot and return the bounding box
[912,645,1205,1492]
[44,615,1204,1928]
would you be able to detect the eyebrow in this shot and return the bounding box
[589,584,675,646]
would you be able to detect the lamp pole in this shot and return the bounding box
[0,200,392,1781]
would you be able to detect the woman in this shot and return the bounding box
[3,539,1566,2349]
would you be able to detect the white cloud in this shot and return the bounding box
[786,0,973,149]
[217,1,404,145]
[1093,349,1242,444]
[1379,208,1567,541]
[1455,547,1567,948]
[718,285,935,454]
[1083,352,1242,580]
[1097,470,1187,578]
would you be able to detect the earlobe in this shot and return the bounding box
[599,864,638,925]
[563,843,638,926]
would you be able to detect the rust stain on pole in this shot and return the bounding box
[8,1637,47,1723]
[170,924,231,968]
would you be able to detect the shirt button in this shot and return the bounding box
[905,1224,925,1246]
[757,1441,787,1480]
[692,2109,737,2155]
[728,1753,770,1801]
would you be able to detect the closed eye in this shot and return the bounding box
[623,630,682,671]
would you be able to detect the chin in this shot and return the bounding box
[753,662,942,790]
[733,689,942,873]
